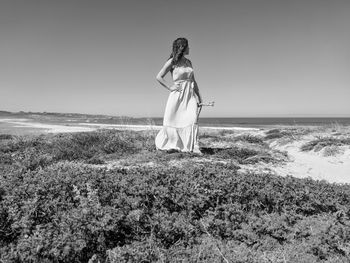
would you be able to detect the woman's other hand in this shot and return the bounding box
[199,101,215,106]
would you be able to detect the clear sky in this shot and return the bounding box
[1,0,349,117]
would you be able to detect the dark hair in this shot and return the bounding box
[168,38,188,69]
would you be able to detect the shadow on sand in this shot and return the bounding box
[199,147,232,155]
[164,147,230,155]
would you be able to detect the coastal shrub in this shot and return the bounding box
[125,129,157,152]
[0,130,158,171]
[200,133,223,140]
[234,134,264,144]
[266,129,281,134]
[218,129,236,136]
[199,133,234,144]
[0,134,49,154]
[212,146,278,164]
[212,146,258,161]
[301,136,350,152]
[264,128,311,141]
[323,145,343,157]
[1,158,350,262]
[0,137,54,171]
[16,148,53,171]
[264,129,287,140]
[51,131,122,160]
[0,134,13,140]
[0,152,12,165]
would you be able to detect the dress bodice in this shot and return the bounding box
[172,59,194,82]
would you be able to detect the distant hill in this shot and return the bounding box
[0,110,133,120]
[0,110,12,114]
[0,110,153,125]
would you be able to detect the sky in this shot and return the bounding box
[0,0,349,117]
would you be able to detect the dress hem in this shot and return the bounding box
[155,124,199,152]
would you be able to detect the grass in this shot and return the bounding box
[233,134,265,145]
[301,136,350,152]
[323,145,343,157]
[264,127,313,141]
[0,134,13,140]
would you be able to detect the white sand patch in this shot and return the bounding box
[0,118,32,122]
[1,118,260,133]
[271,139,350,184]
[0,119,96,133]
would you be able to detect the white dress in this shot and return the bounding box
[155,59,200,152]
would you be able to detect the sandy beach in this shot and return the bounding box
[0,118,96,133]
[0,118,260,133]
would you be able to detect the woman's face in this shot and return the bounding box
[184,45,189,55]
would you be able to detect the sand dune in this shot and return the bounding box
[271,139,350,184]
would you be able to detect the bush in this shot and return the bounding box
[0,134,13,140]
[264,129,287,140]
[234,134,265,145]
[0,130,157,171]
[301,137,350,152]
[1,130,350,262]
[211,146,279,164]
[1,160,350,262]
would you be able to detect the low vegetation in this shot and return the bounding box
[301,136,350,152]
[0,129,349,262]
[264,128,313,141]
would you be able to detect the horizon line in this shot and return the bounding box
[1,110,350,118]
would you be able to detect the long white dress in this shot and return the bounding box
[155,59,200,152]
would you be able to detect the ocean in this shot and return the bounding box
[141,117,350,128]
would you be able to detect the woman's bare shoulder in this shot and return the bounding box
[185,58,193,67]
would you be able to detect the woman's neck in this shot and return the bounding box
[179,56,187,63]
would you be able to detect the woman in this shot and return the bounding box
[155,37,203,154]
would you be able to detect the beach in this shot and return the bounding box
[0,117,260,133]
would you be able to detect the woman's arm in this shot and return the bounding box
[156,58,180,92]
[186,59,203,104]
[193,74,203,105]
